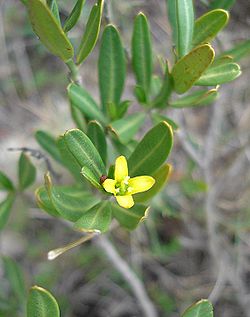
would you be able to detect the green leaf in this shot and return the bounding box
[132,13,152,99]
[63,0,86,33]
[87,121,107,165]
[182,299,213,317]
[221,40,250,62]
[111,203,149,230]
[27,0,74,61]
[135,164,172,203]
[128,122,173,176]
[18,153,36,190]
[70,102,87,131]
[168,0,194,58]
[172,44,215,94]
[152,62,173,108]
[0,171,14,191]
[47,0,60,24]
[98,25,126,114]
[212,55,233,67]
[27,286,60,317]
[74,201,111,233]
[209,0,235,10]
[193,9,229,47]
[76,0,104,64]
[170,88,218,107]
[35,186,60,217]
[67,83,107,125]
[151,113,179,130]
[81,166,102,189]
[35,130,63,164]
[134,85,147,104]
[57,135,82,181]
[0,194,15,230]
[2,256,26,305]
[108,113,146,144]
[45,174,99,222]
[64,129,106,181]
[196,62,241,85]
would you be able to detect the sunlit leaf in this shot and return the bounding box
[172,44,215,94]
[27,286,60,317]
[27,0,74,61]
[193,9,229,47]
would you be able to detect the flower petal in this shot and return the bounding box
[128,176,155,194]
[116,195,134,209]
[115,156,128,182]
[102,179,116,194]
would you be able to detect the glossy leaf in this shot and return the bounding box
[63,0,86,33]
[151,113,179,130]
[18,153,36,190]
[35,130,63,164]
[193,9,229,47]
[68,83,106,125]
[135,164,172,203]
[76,0,104,64]
[98,25,126,114]
[2,256,26,304]
[45,174,99,222]
[35,186,60,217]
[182,299,213,317]
[0,194,15,230]
[222,40,250,62]
[108,113,146,144]
[27,286,60,317]
[47,0,60,23]
[87,121,107,164]
[168,0,194,58]
[64,129,106,181]
[132,13,152,98]
[196,62,241,85]
[209,0,235,10]
[0,171,14,191]
[27,0,74,61]
[152,62,173,108]
[74,201,111,233]
[57,135,82,181]
[172,44,215,94]
[111,203,149,230]
[128,122,173,177]
[81,166,102,189]
[170,88,218,107]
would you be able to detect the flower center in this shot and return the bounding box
[115,176,132,196]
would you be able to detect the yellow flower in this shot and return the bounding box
[102,156,155,209]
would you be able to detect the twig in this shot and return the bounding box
[95,235,158,317]
[8,147,61,180]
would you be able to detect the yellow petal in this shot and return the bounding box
[115,156,128,182]
[102,179,116,194]
[116,195,134,209]
[128,176,155,194]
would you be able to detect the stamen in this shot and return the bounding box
[123,176,130,185]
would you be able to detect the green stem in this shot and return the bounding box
[66,59,82,84]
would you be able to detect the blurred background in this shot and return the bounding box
[0,0,250,316]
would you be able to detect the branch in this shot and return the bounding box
[95,235,158,317]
